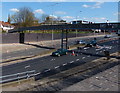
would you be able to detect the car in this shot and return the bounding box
[85,40,97,47]
[90,40,97,46]
[104,35,111,38]
[52,48,68,56]
[76,40,86,45]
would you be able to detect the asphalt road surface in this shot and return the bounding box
[1,38,119,77]
[2,34,117,60]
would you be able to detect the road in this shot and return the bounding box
[1,37,119,77]
[2,34,117,60]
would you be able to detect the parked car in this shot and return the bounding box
[52,48,68,56]
[76,40,86,45]
[104,35,111,38]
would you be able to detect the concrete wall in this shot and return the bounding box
[1,33,99,44]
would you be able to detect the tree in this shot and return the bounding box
[7,14,11,23]
[11,7,38,27]
[41,14,49,22]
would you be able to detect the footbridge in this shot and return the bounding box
[8,22,120,49]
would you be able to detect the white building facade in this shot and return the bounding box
[0,21,14,32]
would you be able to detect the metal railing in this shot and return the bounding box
[0,70,35,83]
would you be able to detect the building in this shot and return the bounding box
[40,16,67,25]
[70,20,92,24]
[0,21,15,32]
[40,20,67,25]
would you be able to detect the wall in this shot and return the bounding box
[1,33,100,44]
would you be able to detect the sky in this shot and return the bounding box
[1,0,119,23]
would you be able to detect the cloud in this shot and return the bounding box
[62,16,75,22]
[113,12,120,16]
[82,17,107,22]
[62,16,74,19]
[54,11,66,15]
[92,2,104,9]
[49,15,58,19]
[82,2,104,9]
[10,8,19,12]
[90,17,107,22]
[34,9,45,14]
[82,4,90,8]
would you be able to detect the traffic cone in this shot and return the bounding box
[71,50,75,56]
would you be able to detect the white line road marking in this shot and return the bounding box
[84,47,89,50]
[76,59,79,61]
[44,69,51,72]
[96,49,101,51]
[69,61,74,63]
[63,63,67,66]
[25,65,30,68]
[51,59,55,61]
[34,72,41,75]
[55,66,60,69]
[82,57,85,59]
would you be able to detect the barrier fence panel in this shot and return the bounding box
[0,70,35,83]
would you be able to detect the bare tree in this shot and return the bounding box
[11,7,38,27]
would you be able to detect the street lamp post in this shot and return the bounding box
[75,11,82,38]
[76,16,78,38]
[49,3,60,47]
[106,20,109,35]
[51,15,54,47]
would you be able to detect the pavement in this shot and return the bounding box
[61,65,119,91]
